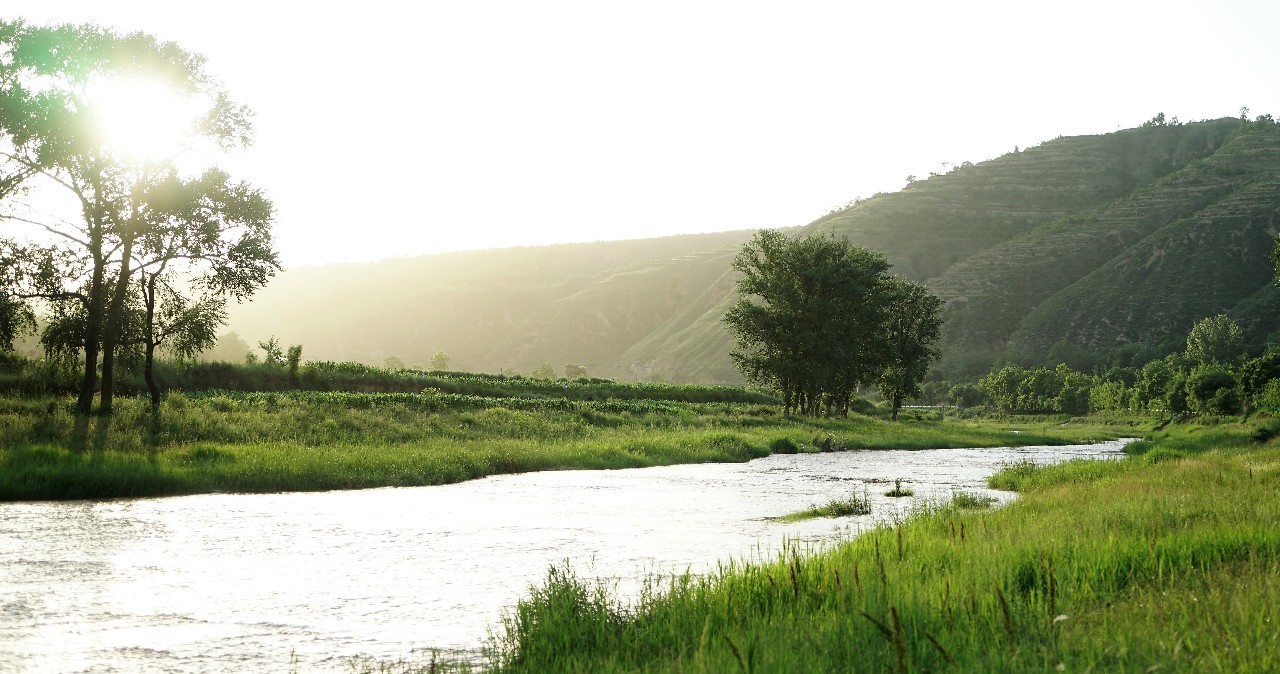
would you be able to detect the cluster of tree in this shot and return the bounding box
[0,22,278,412]
[966,315,1280,418]
[723,230,943,419]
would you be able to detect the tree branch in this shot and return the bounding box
[0,213,92,247]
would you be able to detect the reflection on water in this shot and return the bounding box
[0,440,1125,672]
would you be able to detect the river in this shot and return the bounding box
[0,439,1126,672]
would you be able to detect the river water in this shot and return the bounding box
[0,440,1126,672]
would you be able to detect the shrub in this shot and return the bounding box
[770,437,800,454]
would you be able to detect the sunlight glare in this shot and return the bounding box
[85,76,201,163]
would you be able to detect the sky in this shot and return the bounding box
[7,1,1280,267]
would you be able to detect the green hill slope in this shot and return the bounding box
[225,230,763,382]
[226,117,1280,383]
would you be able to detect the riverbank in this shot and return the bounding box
[0,392,1129,501]
[481,418,1280,673]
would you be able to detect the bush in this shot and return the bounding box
[1185,366,1239,416]
[770,437,800,454]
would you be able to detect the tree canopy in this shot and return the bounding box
[723,229,942,417]
[0,21,278,412]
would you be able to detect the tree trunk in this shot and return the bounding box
[890,392,902,421]
[99,233,135,415]
[76,251,106,415]
[143,340,160,410]
[142,271,160,411]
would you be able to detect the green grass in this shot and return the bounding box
[778,489,872,522]
[948,491,996,509]
[885,478,914,498]
[482,419,1280,673]
[0,393,1125,501]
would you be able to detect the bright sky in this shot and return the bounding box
[8,1,1280,266]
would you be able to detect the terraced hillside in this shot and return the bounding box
[226,117,1280,382]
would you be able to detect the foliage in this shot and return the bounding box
[979,364,1093,415]
[1184,365,1240,416]
[947,383,986,409]
[0,21,276,413]
[1184,314,1243,367]
[876,277,943,420]
[258,336,285,366]
[430,350,451,371]
[529,362,556,379]
[724,230,898,416]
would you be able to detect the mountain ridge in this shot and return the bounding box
[226,117,1280,382]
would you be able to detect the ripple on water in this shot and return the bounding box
[0,440,1127,672]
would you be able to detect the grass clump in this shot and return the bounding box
[884,478,913,497]
[949,491,996,509]
[779,489,871,521]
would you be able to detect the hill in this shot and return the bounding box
[225,231,762,382]
[226,116,1280,382]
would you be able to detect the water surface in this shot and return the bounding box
[0,440,1126,672]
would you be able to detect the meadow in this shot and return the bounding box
[0,386,1120,501]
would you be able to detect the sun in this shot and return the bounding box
[84,76,203,163]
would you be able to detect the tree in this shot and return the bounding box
[285,343,303,382]
[204,331,251,363]
[0,21,270,414]
[565,363,588,379]
[383,356,405,370]
[429,350,450,371]
[1185,365,1239,416]
[1240,346,1280,413]
[133,168,277,407]
[948,383,985,409]
[1184,314,1243,367]
[530,362,556,379]
[723,230,895,416]
[137,277,224,408]
[876,278,943,420]
[258,336,284,366]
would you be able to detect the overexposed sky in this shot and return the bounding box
[7,1,1280,266]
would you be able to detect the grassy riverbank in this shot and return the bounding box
[0,391,1125,501]
[478,418,1279,673]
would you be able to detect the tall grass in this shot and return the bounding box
[0,392,1124,501]
[485,423,1280,673]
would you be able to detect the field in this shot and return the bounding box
[0,384,1121,501]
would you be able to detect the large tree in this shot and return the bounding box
[0,21,275,413]
[723,230,895,416]
[877,277,943,420]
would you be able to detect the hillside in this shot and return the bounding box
[225,231,761,382]
[226,117,1280,382]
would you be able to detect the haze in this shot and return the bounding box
[9,0,1280,266]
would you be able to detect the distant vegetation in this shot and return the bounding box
[0,355,778,405]
[210,115,1280,384]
